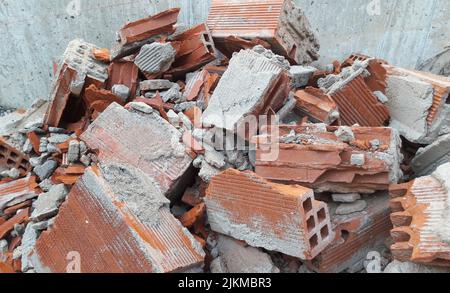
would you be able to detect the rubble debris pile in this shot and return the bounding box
[1,0,450,274]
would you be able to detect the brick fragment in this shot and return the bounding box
[43,39,108,127]
[389,163,450,266]
[106,58,139,98]
[207,0,320,64]
[0,137,32,176]
[81,103,193,200]
[32,166,205,273]
[202,47,290,134]
[84,84,125,113]
[205,169,334,260]
[111,8,180,60]
[385,65,450,144]
[0,176,39,213]
[180,203,206,228]
[294,87,339,124]
[168,23,217,77]
[307,193,392,273]
[0,208,29,239]
[255,124,403,193]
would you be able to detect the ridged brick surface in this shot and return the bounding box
[205,169,334,260]
[32,167,205,273]
[390,175,450,266]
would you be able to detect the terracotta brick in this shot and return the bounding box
[329,75,390,127]
[389,164,450,266]
[180,203,206,228]
[81,103,194,200]
[0,137,32,176]
[205,169,334,260]
[84,84,125,113]
[32,167,205,273]
[0,176,39,213]
[3,200,33,217]
[117,9,179,46]
[207,0,320,65]
[93,48,110,62]
[181,187,204,207]
[385,65,450,144]
[44,40,108,128]
[294,87,339,124]
[307,193,392,273]
[27,132,41,155]
[0,260,15,273]
[255,125,403,193]
[0,208,29,239]
[106,59,139,98]
[168,23,217,77]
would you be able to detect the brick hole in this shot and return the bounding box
[10,152,19,159]
[341,230,350,242]
[320,225,329,239]
[7,159,16,166]
[0,145,6,153]
[309,234,318,249]
[317,208,326,223]
[0,153,5,160]
[203,33,210,42]
[21,160,28,165]
[306,216,315,232]
[303,198,312,213]
[18,166,27,173]
[446,95,450,104]
[207,44,215,54]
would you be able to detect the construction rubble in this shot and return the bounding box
[1,0,450,274]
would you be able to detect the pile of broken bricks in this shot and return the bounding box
[1,0,450,273]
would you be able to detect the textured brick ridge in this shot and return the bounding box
[205,169,334,260]
[330,76,390,127]
[32,167,205,273]
[390,171,450,266]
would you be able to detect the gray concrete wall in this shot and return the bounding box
[1,0,449,108]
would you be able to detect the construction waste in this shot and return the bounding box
[1,0,450,273]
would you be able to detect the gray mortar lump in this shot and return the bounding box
[100,163,169,227]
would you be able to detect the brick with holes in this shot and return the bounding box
[0,137,32,176]
[205,169,334,260]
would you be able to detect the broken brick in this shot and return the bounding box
[0,208,29,239]
[255,125,403,193]
[179,203,206,228]
[111,8,180,60]
[32,166,205,273]
[81,103,193,200]
[0,137,32,176]
[205,169,334,260]
[207,0,320,64]
[168,23,217,77]
[294,87,339,124]
[390,163,450,266]
[307,193,392,273]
